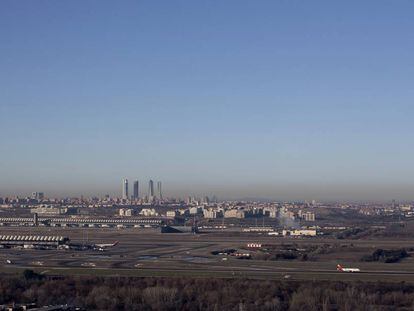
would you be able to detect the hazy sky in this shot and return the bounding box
[1,1,413,201]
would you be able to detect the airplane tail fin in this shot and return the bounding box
[337,264,343,271]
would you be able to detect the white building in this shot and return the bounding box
[119,208,133,216]
[140,208,158,217]
[282,229,317,236]
[203,209,219,219]
[224,209,245,218]
[166,210,179,218]
[30,206,66,215]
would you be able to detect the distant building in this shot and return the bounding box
[282,229,317,236]
[133,180,139,199]
[242,227,274,233]
[286,210,296,220]
[148,180,154,201]
[269,209,278,218]
[299,210,315,222]
[157,181,162,200]
[140,208,158,217]
[203,209,219,219]
[304,212,315,222]
[202,196,210,205]
[31,192,44,200]
[166,210,179,218]
[178,209,190,216]
[30,206,67,215]
[247,243,262,248]
[189,207,202,215]
[122,178,129,200]
[224,209,245,219]
[119,208,133,216]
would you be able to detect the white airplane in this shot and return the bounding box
[94,241,119,250]
[337,264,360,273]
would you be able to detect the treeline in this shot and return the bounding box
[253,244,337,262]
[334,227,382,239]
[361,248,409,263]
[253,251,308,261]
[1,271,414,310]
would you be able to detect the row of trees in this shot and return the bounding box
[361,248,409,263]
[0,271,414,310]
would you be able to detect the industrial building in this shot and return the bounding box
[0,235,69,249]
[0,216,163,228]
[282,229,317,236]
[242,227,274,233]
[30,206,67,215]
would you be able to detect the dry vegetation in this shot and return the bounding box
[1,271,414,310]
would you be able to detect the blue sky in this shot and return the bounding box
[1,1,413,200]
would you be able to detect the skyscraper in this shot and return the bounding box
[133,180,139,199]
[157,181,162,200]
[148,180,154,199]
[122,178,129,200]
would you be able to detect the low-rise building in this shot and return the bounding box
[189,207,202,215]
[30,206,67,215]
[282,229,317,236]
[140,208,158,217]
[203,209,222,219]
[166,210,179,218]
[247,243,262,248]
[119,208,133,216]
[242,227,274,233]
[224,209,245,218]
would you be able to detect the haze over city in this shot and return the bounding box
[1,1,413,201]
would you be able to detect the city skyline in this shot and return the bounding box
[1,1,414,201]
[1,179,413,203]
[120,179,163,201]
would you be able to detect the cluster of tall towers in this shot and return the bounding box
[122,178,162,201]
